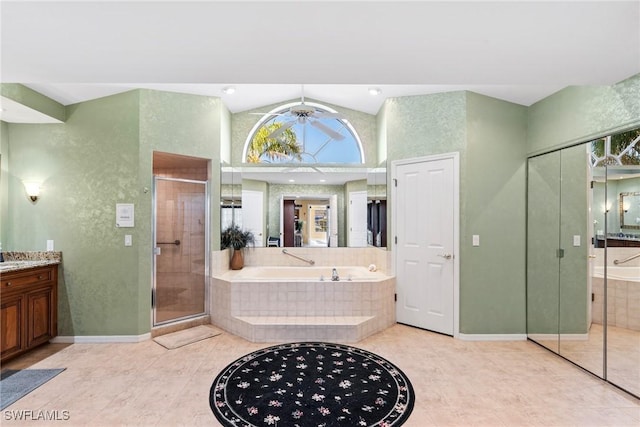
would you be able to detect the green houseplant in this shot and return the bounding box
[221,224,256,270]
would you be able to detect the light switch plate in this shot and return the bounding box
[46,240,54,251]
[573,235,581,247]
[472,235,480,246]
[124,235,132,246]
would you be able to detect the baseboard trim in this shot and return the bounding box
[51,333,151,344]
[458,333,527,341]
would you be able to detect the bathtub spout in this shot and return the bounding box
[331,268,340,281]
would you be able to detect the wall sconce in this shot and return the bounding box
[24,182,41,202]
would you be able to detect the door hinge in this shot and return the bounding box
[151,288,156,308]
[394,293,397,302]
[556,248,565,258]
[592,292,595,302]
[394,236,398,244]
[393,178,398,187]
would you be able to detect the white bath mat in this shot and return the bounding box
[153,325,223,350]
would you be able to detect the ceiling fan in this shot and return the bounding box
[255,86,346,141]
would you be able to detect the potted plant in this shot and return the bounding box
[221,224,256,270]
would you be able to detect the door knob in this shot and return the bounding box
[438,253,453,260]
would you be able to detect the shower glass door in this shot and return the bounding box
[154,177,208,325]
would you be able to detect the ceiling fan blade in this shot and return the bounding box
[313,111,343,119]
[267,120,296,139]
[309,119,345,141]
[249,112,287,116]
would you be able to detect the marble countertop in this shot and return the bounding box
[0,251,62,273]
[0,260,61,273]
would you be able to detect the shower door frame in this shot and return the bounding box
[152,176,210,327]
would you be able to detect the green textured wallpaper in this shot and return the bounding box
[463,92,528,334]
[383,90,528,335]
[2,84,66,122]
[6,91,141,335]
[3,89,223,337]
[527,74,640,155]
[1,120,8,246]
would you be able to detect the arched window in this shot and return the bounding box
[243,101,364,164]
[591,128,640,166]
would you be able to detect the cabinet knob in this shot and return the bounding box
[38,275,44,279]
[6,282,11,286]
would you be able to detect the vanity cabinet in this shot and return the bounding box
[1,265,58,362]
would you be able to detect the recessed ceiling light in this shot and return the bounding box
[222,86,236,95]
[368,87,381,96]
[288,179,295,183]
[319,179,326,183]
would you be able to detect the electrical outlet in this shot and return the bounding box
[472,235,480,246]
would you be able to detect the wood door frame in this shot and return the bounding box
[391,152,460,338]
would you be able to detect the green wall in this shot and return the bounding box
[3,89,223,336]
[1,120,8,246]
[382,91,528,334]
[463,92,527,334]
[3,74,637,337]
[528,74,640,155]
[2,83,66,122]
[5,91,142,335]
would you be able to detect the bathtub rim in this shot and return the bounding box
[592,265,640,281]
[213,265,393,282]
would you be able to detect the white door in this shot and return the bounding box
[242,190,264,247]
[394,154,458,335]
[349,190,368,247]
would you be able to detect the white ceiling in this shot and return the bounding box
[2,1,639,118]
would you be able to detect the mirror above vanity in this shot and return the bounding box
[620,191,640,230]
[220,164,387,248]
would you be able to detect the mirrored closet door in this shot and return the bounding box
[527,127,640,398]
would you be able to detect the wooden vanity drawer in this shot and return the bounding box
[1,267,53,291]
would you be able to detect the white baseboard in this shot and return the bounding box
[457,333,527,341]
[51,333,151,344]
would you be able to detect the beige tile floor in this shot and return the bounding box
[2,324,639,426]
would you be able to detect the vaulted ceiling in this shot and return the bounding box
[2,1,639,117]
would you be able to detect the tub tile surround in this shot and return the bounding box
[210,247,395,342]
[592,248,640,331]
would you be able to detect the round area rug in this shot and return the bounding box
[209,342,414,426]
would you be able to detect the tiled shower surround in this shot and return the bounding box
[210,247,395,342]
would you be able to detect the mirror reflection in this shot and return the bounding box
[527,127,640,398]
[620,191,640,231]
[220,165,387,248]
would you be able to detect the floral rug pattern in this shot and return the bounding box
[210,342,414,426]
